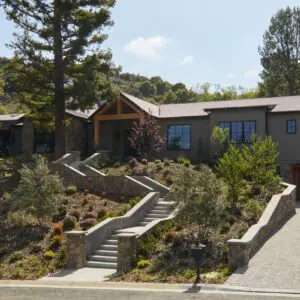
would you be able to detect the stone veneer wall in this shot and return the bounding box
[228,183,296,270]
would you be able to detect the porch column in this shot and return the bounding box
[94,118,100,149]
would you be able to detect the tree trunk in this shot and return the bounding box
[53,0,66,159]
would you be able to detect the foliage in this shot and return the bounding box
[137,259,151,269]
[129,112,165,158]
[69,209,81,221]
[83,211,97,220]
[155,159,162,164]
[1,0,117,157]
[168,165,224,240]
[43,250,55,260]
[129,197,141,208]
[216,144,247,210]
[128,158,138,169]
[259,6,300,96]
[242,135,280,192]
[7,211,37,227]
[9,251,23,263]
[211,126,230,160]
[80,218,97,230]
[10,156,64,222]
[65,185,77,195]
[141,159,148,165]
[139,81,157,98]
[63,215,76,231]
[52,224,63,236]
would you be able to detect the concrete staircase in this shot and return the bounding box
[86,199,174,269]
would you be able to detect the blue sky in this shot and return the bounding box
[0,0,299,89]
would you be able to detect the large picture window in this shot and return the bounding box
[167,125,191,150]
[219,121,256,143]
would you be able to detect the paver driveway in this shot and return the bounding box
[226,203,300,289]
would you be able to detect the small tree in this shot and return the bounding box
[10,156,64,223]
[216,144,247,211]
[210,126,230,160]
[129,112,165,159]
[243,135,280,192]
[169,165,224,240]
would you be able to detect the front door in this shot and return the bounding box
[124,129,136,158]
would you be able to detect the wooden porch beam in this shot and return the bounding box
[94,113,139,121]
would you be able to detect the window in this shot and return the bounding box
[167,125,191,150]
[218,121,256,143]
[287,120,296,134]
[34,129,55,154]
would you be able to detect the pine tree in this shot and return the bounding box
[1,0,116,157]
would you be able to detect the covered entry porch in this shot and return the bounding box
[93,95,141,159]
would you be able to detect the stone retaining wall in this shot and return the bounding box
[228,183,296,270]
[132,176,170,196]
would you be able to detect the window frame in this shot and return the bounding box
[218,120,256,143]
[167,124,191,151]
[287,119,296,135]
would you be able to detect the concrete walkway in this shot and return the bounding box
[226,203,300,289]
[40,268,116,282]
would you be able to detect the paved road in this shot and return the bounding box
[226,205,300,289]
[1,286,300,300]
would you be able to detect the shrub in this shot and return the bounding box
[63,215,76,231]
[163,159,171,167]
[162,169,172,178]
[10,156,64,222]
[30,244,42,254]
[83,211,97,220]
[97,209,106,219]
[217,144,247,211]
[242,198,265,224]
[11,268,25,279]
[9,251,23,263]
[165,230,177,243]
[177,156,186,164]
[65,185,77,195]
[184,160,190,167]
[62,197,69,205]
[156,163,163,171]
[80,218,97,230]
[0,247,8,258]
[69,209,81,221]
[155,159,161,164]
[43,250,55,260]
[52,224,63,235]
[211,126,230,160]
[81,198,88,206]
[137,259,151,269]
[165,176,174,186]
[51,235,62,247]
[229,221,249,239]
[141,159,148,165]
[87,205,94,212]
[128,158,138,169]
[7,211,37,227]
[58,206,67,217]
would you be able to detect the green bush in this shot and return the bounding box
[129,197,141,208]
[83,211,97,220]
[69,209,81,221]
[97,209,106,219]
[80,218,97,230]
[51,235,62,248]
[141,159,148,165]
[177,156,186,164]
[52,224,63,235]
[155,159,161,164]
[62,197,69,205]
[163,159,171,167]
[7,211,37,227]
[229,221,249,239]
[156,163,163,171]
[0,247,8,258]
[9,251,23,263]
[63,215,76,231]
[65,185,77,195]
[10,156,64,222]
[43,250,55,260]
[137,259,151,269]
[184,160,190,167]
[11,268,25,279]
[163,169,172,178]
[128,158,139,169]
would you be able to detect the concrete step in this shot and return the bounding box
[143,217,159,222]
[152,209,169,214]
[157,201,174,206]
[93,249,118,256]
[147,213,169,218]
[139,222,149,226]
[88,255,117,263]
[100,244,117,251]
[86,261,117,269]
[105,239,118,245]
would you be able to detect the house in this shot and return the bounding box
[2,91,300,195]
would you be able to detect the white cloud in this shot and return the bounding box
[225,73,236,79]
[123,36,172,60]
[244,69,259,80]
[179,55,194,66]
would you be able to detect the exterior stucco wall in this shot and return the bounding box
[157,117,210,163]
[268,113,300,164]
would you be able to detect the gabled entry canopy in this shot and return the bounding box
[92,91,158,148]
